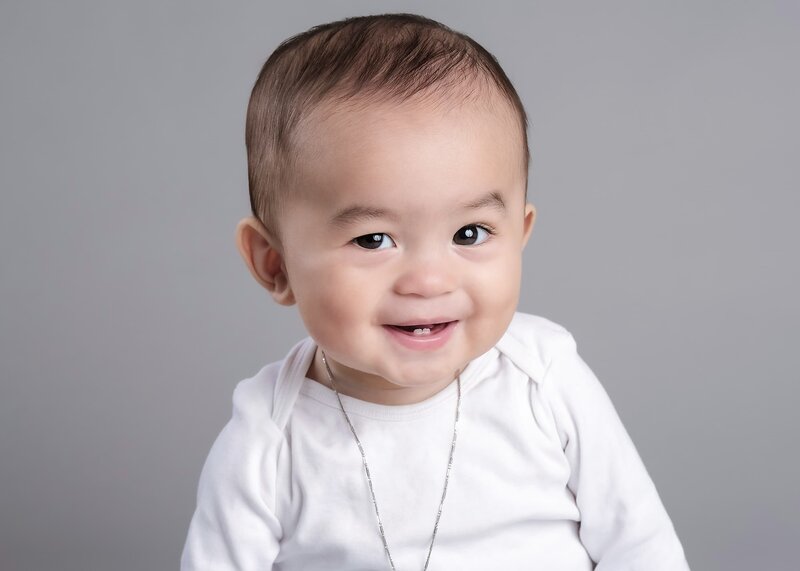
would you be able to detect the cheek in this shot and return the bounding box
[472,252,522,308]
[291,264,377,342]
[465,252,522,342]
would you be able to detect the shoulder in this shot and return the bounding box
[195,360,287,508]
[495,311,578,385]
[203,359,286,472]
[203,352,290,476]
[228,335,317,434]
[230,360,284,431]
[192,337,318,522]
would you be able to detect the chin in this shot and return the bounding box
[391,361,461,385]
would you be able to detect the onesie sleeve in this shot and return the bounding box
[180,380,284,570]
[540,331,690,570]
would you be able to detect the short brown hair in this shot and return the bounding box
[245,13,530,242]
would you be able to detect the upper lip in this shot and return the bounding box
[385,318,458,326]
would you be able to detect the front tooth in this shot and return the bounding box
[413,327,431,335]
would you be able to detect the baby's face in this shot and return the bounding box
[277,95,535,404]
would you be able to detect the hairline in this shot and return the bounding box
[246,14,531,244]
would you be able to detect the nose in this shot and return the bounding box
[392,250,458,298]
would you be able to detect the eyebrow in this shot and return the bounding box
[329,205,398,228]
[328,190,506,228]
[463,191,506,212]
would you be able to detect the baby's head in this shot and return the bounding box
[237,13,536,404]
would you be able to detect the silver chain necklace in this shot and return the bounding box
[320,350,462,571]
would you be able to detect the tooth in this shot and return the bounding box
[413,327,431,335]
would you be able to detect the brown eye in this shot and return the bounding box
[453,224,491,246]
[353,233,396,250]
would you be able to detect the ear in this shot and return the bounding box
[521,202,536,249]
[235,216,296,306]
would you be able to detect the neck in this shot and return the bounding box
[306,348,460,406]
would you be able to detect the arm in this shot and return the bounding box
[541,332,690,570]
[181,388,283,570]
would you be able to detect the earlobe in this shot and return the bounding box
[235,217,296,306]
[521,203,536,249]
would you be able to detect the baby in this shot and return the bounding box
[181,13,690,570]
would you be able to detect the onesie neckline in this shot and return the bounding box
[298,342,499,421]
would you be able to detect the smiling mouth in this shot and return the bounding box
[385,322,453,335]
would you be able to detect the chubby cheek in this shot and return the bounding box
[468,255,522,344]
[291,263,379,353]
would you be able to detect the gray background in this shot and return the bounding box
[1,1,797,569]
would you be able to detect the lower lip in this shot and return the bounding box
[382,321,458,351]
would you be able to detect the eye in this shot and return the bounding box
[453,224,493,246]
[352,233,397,250]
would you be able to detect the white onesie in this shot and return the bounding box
[181,311,690,570]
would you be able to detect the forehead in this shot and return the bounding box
[292,94,524,216]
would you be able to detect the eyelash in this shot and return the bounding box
[351,223,497,250]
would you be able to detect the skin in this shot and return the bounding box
[236,91,536,405]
